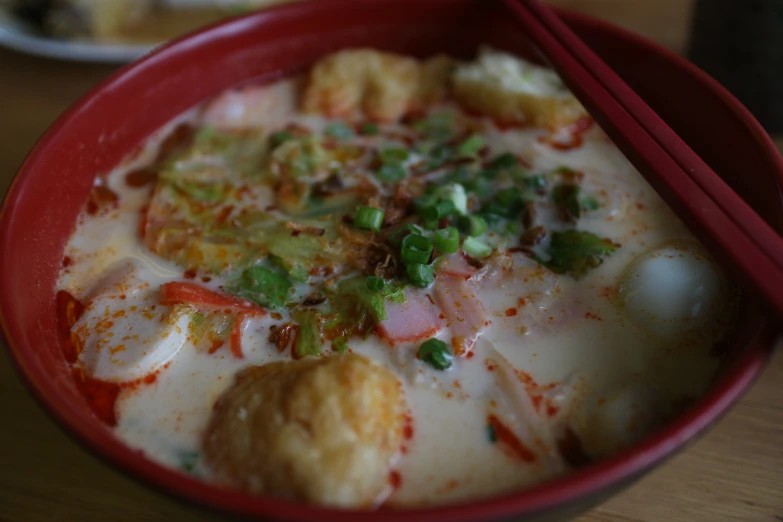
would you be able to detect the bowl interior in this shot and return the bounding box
[1,1,781,521]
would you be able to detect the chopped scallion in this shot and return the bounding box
[379,148,410,163]
[458,215,488,237]
[421,199,457,222]
[360,122,379,135]
[377,163,407,182]
[434,227,460,254]
[489,152,518,170]
[418,338,453,370]
[581,196,601,211]
[355,206,384,231]
[324,121,355,140]
[462,237,492,258]
[458,134,486,156]
[269,130,293,148]
[401,234,434,265]
[406,262,434,287]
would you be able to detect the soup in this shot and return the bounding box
[56,47,736,508]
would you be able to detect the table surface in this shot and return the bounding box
[1,3,782,521]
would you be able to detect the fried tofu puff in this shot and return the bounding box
[203,353,406,507]
[302,49,455,122]
[452,47,587,129]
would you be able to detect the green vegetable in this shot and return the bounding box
[231,265,292,309]
[418,338,453,370]
[360,122,379,135]
[325,121,355,140]
[434,183,468,215]
[434,227,460,254]
[367,276,385,292]
[489,152,518,170]
[388,223,420,246]
[407,263,434,287]
[177,450,200,474]
[551,182,582,221]
[380,282,406,303]
[463,176,494,200]
[522,175,547,191]
[377,163,407,182]
[379,148,410,163]
[458,134,486,156]
[333,337,348,352]
[462,237,492,258]
[487,423,498,443]
[420,199,457,222]
[401,233,434,264]
[412,112,454,141]
[581,196,601,211]
[536,230,619,279]
[458,215,488,237]
[291,309,323,358]
[486,187,526,218]
[355,206,385,231]
[332,276,389,322]
[269,130,294,148]
[425,143,455,170]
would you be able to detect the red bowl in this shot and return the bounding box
[1,1,781,521]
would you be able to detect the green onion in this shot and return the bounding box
[426,143,454,170]
[446,165,472,184]
[377,163,407,182]
[458,134,486,156]
[269,130,293,148]
[487,423,498,443]
[412,112,453,141]
[325,121,355,140]
[581,196,601,211]
[463,177,494,200]
[458,215,488,237]
[401,234,434,264]
[333,337,348,352]
[418,338,453,370]
[421,199,457,222]
[355,206,384,231]
[414,194,438,213]
[435,183,468,215]
[379,148,410,163]
[360,122,379,135]
[488,186,526,218]
[463,237,492,258]
[388,223,419,246]
[490,152,518,170]
[367,276,385,292]
[406,263,434,287]
[434,227,460,254]
[522,175,547,191]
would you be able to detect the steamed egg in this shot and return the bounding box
[618,243,730,338]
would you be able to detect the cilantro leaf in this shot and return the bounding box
[551,182,582,222]
[536,230,618,279]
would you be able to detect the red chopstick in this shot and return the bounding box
[504,0,783,318]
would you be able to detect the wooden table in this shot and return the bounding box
[1,4,782,520]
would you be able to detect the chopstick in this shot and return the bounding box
[503,0,783,318]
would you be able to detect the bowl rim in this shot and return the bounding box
[1,2,781,521]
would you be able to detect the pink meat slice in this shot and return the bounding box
[434,275,489,356]
[377,289,443,344]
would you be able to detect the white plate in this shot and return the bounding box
[0,8,156,63]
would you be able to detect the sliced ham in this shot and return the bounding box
[377,289,443,345]
[435,253,478,280]
[434,275,488,356]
